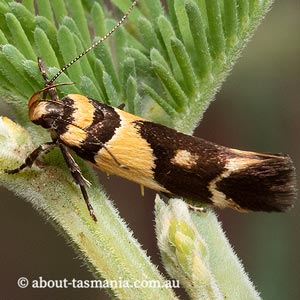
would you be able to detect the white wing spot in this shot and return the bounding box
[171,150,199,169]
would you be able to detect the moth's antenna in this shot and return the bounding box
[48,0,138,85]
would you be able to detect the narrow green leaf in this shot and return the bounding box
[195,0,209,26]
[249,0,257,16]
[141,0,163,20]
[123,57,136,79]
[126,75,137,114]
[166,0,179,37]
[34,27,60,68]
[150,48,170,71]
[66,0,91,47]
[174,0,194,56]
[82,0,104,12]
[0,1,9,12]
[152,60,187,110]
[94,41,120,93]
[111,21,127,73]
[185,0,212,78]
[0,68,15,93]
[0,30,8,44]
[150,48,182,110]
[57,25,83,84]
[138,16,161,51]
[73,34,98,88]
[9,2,35,43]
[62,16,84,44]
[103,71,119,106]
[80,75,102,100]
[142,83,177,117]
[157,15,181,78]
[36,0,54,23]
[0,3,10,39]
[0,52,29,97]
[110,0,140,23]
[62,16,97,66]
[118,25,145,53]
[122,57,136,95]
[23,60,45,87]
[170,37,198,97]
[237,0,249,32]
[125,47,154,79]
[50,0,67,24]
[2,44,37,91]
[5,13,36,60]
[91,2,106,37]
[223,0,238,48]
[35,16,59,58]
[22,0,34,14]
[94,58,109,103]
[205,0,226,60]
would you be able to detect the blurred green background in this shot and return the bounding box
[0,0,299,299]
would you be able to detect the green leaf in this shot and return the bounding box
[185,0,212,78]
[126,75,138,114]
[9,2,35,42]
[35,16,60,59]
[65,0,91,47]
[5,13,36,60]
[22,0,34,14]
[103,71,119,106]
[94,41,121,93]
[51,0,67,24]
[80,75,102,100]
[142,83,177,117]
[170,37,198,96]
[57,25,84,83]
[36,0,54,23]
[138,16,161,52]
[34,27,60,68]
[91,2,106,37]
[205,0,226,61]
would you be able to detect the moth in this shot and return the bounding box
[5,0,297,221]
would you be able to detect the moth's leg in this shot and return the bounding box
[101,144,128,169]
[188,204,207,213]
[38,57,59,101]
[157,192,172,203]
[4,141,56,174]
[117,103,125,110]
[38,57,50,82]
[59,143,97,222]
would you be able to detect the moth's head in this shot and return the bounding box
[28,85,65,129]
